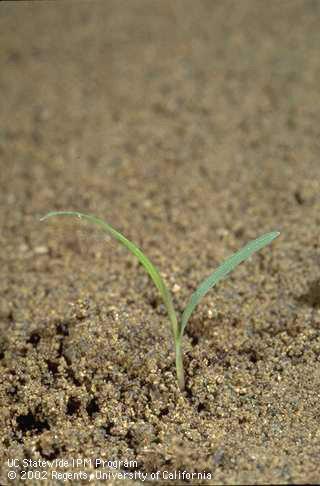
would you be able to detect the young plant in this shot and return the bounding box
[40,211,279,391]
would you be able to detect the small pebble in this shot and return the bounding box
[34,245,49,255]
[19,243,29,253]
[172,283,181,293]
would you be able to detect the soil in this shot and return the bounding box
[1,1,320,484]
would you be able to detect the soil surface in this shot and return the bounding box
[1,1,320,484]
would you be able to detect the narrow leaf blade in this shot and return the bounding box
[180,231,280,335]
[40,211,178,336]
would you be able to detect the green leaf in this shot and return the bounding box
[179,231,280,336]
[40,211,179,339]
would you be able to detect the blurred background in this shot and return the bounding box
[1,0,319,247]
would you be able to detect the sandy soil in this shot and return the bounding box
[0,1,320,484]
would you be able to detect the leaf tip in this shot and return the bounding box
[39,213,50,222]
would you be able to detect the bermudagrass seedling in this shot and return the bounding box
[40,211,280,391]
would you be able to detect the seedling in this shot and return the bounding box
[40,211,279,391]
